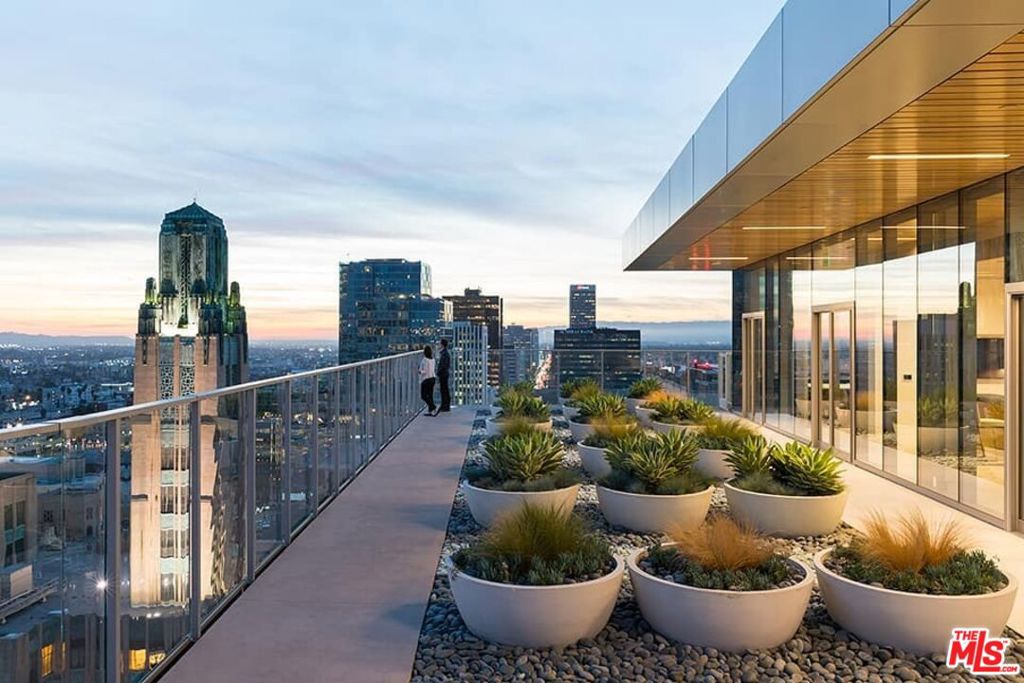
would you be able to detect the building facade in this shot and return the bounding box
[338,259,451,363]
[569,284,596,329]
[131,202,249,607]
[444,288,503,387]
[502,324,541,385]
[622,0,1024,528]
[450,321,488,405]
[553,327,641,394]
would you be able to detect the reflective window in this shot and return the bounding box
[961,178,1006,519]
[916,193,960,500]
[855,222,884,469]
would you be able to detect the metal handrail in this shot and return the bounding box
[0,350,421,438]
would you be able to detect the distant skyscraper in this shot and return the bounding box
[450,321,488,405]
[554,327,641,394]
[569,284,596,329]
[338,259,451,364]
[131,202,248,607]
[502,324,540,385]
[444,288,503,386]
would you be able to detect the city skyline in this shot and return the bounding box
[0,1,787,339]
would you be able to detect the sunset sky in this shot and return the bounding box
[0,1,785,339]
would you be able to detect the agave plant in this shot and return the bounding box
[697,417,759,451]
[575,393,627,423]
[559,378,584,399]
[648,396,714,425]
[605,430,703,494]
[496,392,551,421]
[582,414,643,449]
[482,431,565,483]
[725,435,774,478]
[568,378,601,403]
[627,377,662,400]
[770,441,845,496]
[497,381,535,400]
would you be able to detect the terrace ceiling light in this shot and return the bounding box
[867,153,1009,160]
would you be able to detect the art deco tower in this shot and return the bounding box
[130,202,248,607]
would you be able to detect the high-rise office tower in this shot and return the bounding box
[443,288,503,386]
[553,327,641,394]
[131,202,248,607]
[450,321,488,405]
[502,324,540,385]
[569,284,596,329]
[338,259,451,364]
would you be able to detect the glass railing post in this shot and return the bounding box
[103,419,121,683]
[310,380,319,515]
[282,381,292,541]
[189,400,202,639]
[244,389,257,584]
[332,370,341,495]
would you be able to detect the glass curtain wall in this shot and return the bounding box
[733,169,1021,522]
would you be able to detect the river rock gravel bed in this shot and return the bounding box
[411,410,1024,682]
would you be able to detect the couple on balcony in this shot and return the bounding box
[419,339,450,416]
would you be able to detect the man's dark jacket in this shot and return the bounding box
[437,346,451,375]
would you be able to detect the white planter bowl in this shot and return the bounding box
[651,420,704,435]
[578,444,611,480]
[597,484,713,534]
[724,481,847,537]
[485,417,553,437]
[696,448,732,480]
[562,405,579,421]
[447,554,624,648]
[461,481,580,528]
[568,419,595,442]
[814,549,1018,655]
[629,546,813,651]
[625,397,643,414]
[635,406,655,426]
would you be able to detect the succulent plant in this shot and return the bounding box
[697,417,759,450]
[627,377,662,399]
[496,381,535,399]
[559,377,602,400]
[606,430,702,493]
[770,441,844,496]
[482,431,565,483]
[496,392,550,421]
[648,396,714,425]
[725,435,774,478]
[575,393,627,422]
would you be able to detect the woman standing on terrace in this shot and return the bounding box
[419,345,437,416]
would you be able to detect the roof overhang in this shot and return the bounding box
[624,0,1024,272]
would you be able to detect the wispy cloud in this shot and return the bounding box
[0,0,784,337]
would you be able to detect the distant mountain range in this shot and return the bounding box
[2,320,731,349]
[0,331,133,346]
[537,320,730,347]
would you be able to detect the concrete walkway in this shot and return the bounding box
[161,406,476,683]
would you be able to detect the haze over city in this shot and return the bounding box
[0,0,787,339]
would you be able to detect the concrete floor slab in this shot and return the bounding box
[160,406,476,683]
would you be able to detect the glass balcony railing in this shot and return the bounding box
[488,347,731,408]
[0,351,421,683]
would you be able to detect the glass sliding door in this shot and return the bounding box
[1011,290,1024,529]
[742,312,766,424]
[813,306,854,457]
[883,208,918,483]
[855,223,885,468]
[961,178,1006,520]
[916,192,960,502]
